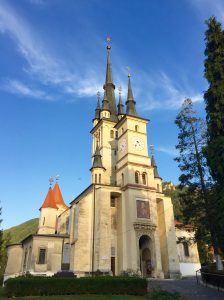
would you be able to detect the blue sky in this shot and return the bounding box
[0,0,224,229]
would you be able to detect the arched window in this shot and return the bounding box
[183,242,190,257]
[121,173,124,186]
[99,174,101,184]
[95,174,97,183]
[115,131,118,139]
[43,217,45,225]
[142,172,147,185]
[110,130,114,138]
[135,171,139,184]
[135,125,139,132]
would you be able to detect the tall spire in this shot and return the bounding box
[103,37,118,122]
[117,86,124,117]
[151,155,161,179]
[126,71,138,116]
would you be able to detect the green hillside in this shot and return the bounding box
[3,218,39,244]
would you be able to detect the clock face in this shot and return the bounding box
[119,138,127,153]
[132,137,144,151]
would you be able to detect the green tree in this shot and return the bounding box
[174,98,219,266]
[204,16,224,267]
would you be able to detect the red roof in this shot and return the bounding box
[53,182,68,208]
[40,182,68,209]
[174,219,194,229]
[41,187,57,209]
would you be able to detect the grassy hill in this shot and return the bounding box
[3,218,39,244]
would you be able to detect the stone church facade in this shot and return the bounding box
[4,42,200,281]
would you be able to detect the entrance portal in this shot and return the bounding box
[139,235,152,277]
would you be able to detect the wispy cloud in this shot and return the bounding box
[1,79,53,100]
[137,71,203,111]
[0,2,103,99]
[155,146,178,157]
[189,0,224,22]
[28,0,45,5]
[0,1,204,110]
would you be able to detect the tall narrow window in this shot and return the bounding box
[183,242,190,257]
[95,174,97,183]
[99,174,101,184]
[38,248,46,264]
[121,173,124,186]
[23,249,28,269]
[122,128,124,133]
[42,217,45,225]
[135,171,139,184]
[157,184,160,192]
[110,130,114,138]
[115,131,118,139]
[142,173,147,185]
[135,125,139,132]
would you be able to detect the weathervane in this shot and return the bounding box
[49,176,54,187]
[106,36,111,50]
[55,175,60,182]
[150,144,154,155]
[127,66,131,77]
[118,86,122,96]
[97,91,100,100]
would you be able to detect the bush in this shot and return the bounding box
[4,276,147,297]
[148,289,185,300]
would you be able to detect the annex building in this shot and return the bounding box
[4,42,200,281]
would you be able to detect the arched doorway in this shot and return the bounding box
[139,235,152,277]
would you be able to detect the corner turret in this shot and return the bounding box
[90,144,106,184]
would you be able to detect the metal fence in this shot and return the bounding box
[196,269,224,291]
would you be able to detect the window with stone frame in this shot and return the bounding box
[135,171,140,184]
[110,130,114,138]
[142,172,147,185]
[38,248,46,264]
[183,241,190,257]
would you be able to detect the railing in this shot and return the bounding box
[196,269,224,291]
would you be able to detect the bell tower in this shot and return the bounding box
[115,73,154,188]
[90,37,117,185]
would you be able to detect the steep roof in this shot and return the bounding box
[90,144,105,170]
[53,182,68,208]
[40,182,68,209]
[41,187,57,209]
[151,155,161,179]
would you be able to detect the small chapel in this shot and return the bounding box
[4,41,200,281]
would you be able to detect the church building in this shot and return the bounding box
[4,41,200,281]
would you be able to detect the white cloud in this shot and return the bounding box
[137,71,203,111]
[0,2,103,98]
[2,79,53,100]
[189,0,224,22]
[155,146,178,157]
[0,2,204,110]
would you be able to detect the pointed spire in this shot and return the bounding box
[151,155,160,179]
[126,71,138,116]
[94,92,101,120]
[90,144,105,170]
[117,86,124,116]
[103,37,118,122]
[41,187,57,209]
[105,37,113,84]
[53,181,68,208]
[102,91,110,111]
